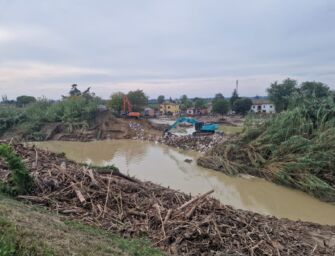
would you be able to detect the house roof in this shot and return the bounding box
[160,102,179,106]
[252,99,272,105]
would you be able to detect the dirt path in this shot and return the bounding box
[1,142,335,255]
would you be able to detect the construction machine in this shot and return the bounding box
[122,95,141,118]
[164,117,219,136]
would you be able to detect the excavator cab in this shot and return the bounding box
[164,117,218,136]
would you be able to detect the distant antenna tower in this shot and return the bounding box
[236,80,239,94]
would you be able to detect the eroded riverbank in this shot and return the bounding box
[34,139,335,225]
[2,142,335,255]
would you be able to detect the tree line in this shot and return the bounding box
[108,89,253,115]
[267,79,332,112]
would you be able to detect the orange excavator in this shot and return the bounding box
[122,95,141,118]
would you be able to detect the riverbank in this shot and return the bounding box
[2,113,232,153]
[1,142,335,255]
[0,194,163,256]
[33,139,335,225]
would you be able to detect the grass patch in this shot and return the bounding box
[0,194,163,256]
[81,163,120,174]
[65,221,163,256]
[218,125,243,135]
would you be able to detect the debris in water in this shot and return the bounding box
[1,142,335,255]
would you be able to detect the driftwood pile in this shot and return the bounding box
[2,143,335,255]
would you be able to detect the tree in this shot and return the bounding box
[267,78,297,112]
[230,89,239,107]
[69,84,81,96]
[16,95,36,107]
[212,94,229,115]
[180,95,193,110]
[127,90,148,112]
[233,98,252,115]
[194,98,206,109]
[157,95,165,104]
[299,81,330,98]
[108,92,124,114]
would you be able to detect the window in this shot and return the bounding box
[270,105,273,108]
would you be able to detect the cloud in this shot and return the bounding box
[0,0,334,99]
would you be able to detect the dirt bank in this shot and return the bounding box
[1,142,335,255]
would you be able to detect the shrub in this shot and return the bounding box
[0,144,33,195]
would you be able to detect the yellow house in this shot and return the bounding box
[160,102,180,116]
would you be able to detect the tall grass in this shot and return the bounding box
[0,96,102,140]
[198,96,335,201]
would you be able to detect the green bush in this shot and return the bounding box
[0,96,102,140]
[0,106,22,135]
[0,144,33,195]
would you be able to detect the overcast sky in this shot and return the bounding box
[0,0,334,99]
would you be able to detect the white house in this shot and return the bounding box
[251,100,275,113]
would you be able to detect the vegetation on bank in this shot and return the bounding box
[0,85,102,140]
[0,194,163,256]
[198,80,335,201]
[0,144,33,195]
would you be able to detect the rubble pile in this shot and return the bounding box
[2,142,335,255]
[129,121,146,139]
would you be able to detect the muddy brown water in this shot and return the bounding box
[34,140,335,225]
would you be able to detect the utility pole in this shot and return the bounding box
[236,80,239,94]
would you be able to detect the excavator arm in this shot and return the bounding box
[165,117,218,135]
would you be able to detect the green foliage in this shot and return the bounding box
[212,94,230,115]
[267,78,297,112]
[127,90,148,112]
[16,95,36,107]
[0,106,22,135]
[69,84,81,96]
[108,92,125,115]
[233,98,252,115]
[1,96,101,140]
[180,95,193,111]
[157,95,165,104]
[299,81,330,98]
[0,144,33,195]
[194,97,206,109]
[200,95,335,201]
[230,89,239,107]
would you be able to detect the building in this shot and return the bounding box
[160,102,180,116]
[186,108,208,116]
[251,100,275,113]
[186,108,195,116]
[144,107,155,117]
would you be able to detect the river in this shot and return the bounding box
[34,139,335,225]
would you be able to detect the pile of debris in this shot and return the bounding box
[1,142,335,255]
[158,134,227,152]
[129,121,146,139]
